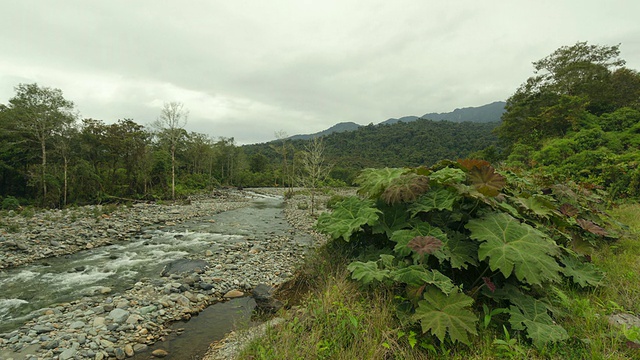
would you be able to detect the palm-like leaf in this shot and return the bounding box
[468,165,506,197]
[347,261,390,285]
[381,172,430,204]
[560,255,605,287]
[508,295,568,348]
[466,212,561,285]
[414,286,478,345]
[409,188,459,216]
[391,223,447,258]
[356,168,407,199]
[407,236,444,255]
[316,197,380,241]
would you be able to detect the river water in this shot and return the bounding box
[0,191,309,358]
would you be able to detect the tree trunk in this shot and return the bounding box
[41,138,47,201]
[63,155,68,207]
[171,145,176,200]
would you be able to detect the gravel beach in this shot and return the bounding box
[0,188,337,360]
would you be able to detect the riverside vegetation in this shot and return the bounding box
[1,40,640,359]
[232,42,640,359]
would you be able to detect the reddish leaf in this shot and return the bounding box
[457,159,490,171]
[577,219,608,236]
[482,277,496,293]
[381,173,430,204]
[468,165,506,197]
[559,203,579,217]
[407,236,444,255]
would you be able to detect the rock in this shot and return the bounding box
[152,348,169,357]
[59,347,77,360]
[114,347,126,359]
[33,325,54,334]
[160,259,208,276]
[252,284,283,314]
[108,308,130,323]
[124,343,134,357]
[93,316,106,327]
[133,343,148,353]
[223,289,244,298]
[41,339,60,349]
[609,313,640,328]
[69,320,85,329]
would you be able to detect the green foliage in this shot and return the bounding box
[414,286,478,345]
[316,161,613,348]
[507,294,569,348]
[316,197,380,241]
[466,212,561,285]
[1,196,20,210]
[498,42,640,199]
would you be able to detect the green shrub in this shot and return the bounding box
[2,196,20,210]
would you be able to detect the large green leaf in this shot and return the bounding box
[316,197,380,241]
[356,168,407,199]
[428,167,467,185]
[514,194,557,219]
[409,187,459,216]
[392,267,455,295]
[347,261,390,285]
[442,232,479,270]
[507,295,568,348]
[559,254,605,287]
[391,223,447,258]
[414,286,478,345]
[372,202,411,237]
[466,212,561,285]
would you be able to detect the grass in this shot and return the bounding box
[239,203,640,359]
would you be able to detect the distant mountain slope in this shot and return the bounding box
[382,101,505,125]
[421,101,506,123]
[287,122,361,141]
[283,101,505,141]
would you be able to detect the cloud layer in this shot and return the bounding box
[2,1,639,144]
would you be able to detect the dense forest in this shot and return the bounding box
[496,42,640,198]
[0,87,499,207]
[243,120,499,185]
[2,41,639,208]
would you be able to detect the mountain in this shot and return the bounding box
[283,101,505,141]
[420,101,506,123]
[382,101,505,125]
[287,122,361,141]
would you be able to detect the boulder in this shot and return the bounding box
[160,259,208,277]
[252,284,283,314]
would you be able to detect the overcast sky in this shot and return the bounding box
[1,1,639,144]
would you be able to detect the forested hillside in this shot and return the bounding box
[0,83,499,208]
[243,119,499,185]
[495,42,640,198]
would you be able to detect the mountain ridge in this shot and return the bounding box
[287,101,505,141]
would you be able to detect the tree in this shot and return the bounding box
[271,130,292,187]
[7,83,77,204]
[497,42,630,147]
[299,137,332,215]
[153,102,188,200]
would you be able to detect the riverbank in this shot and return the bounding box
[0,188,330,360]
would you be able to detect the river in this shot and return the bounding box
[0,191,313,359]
